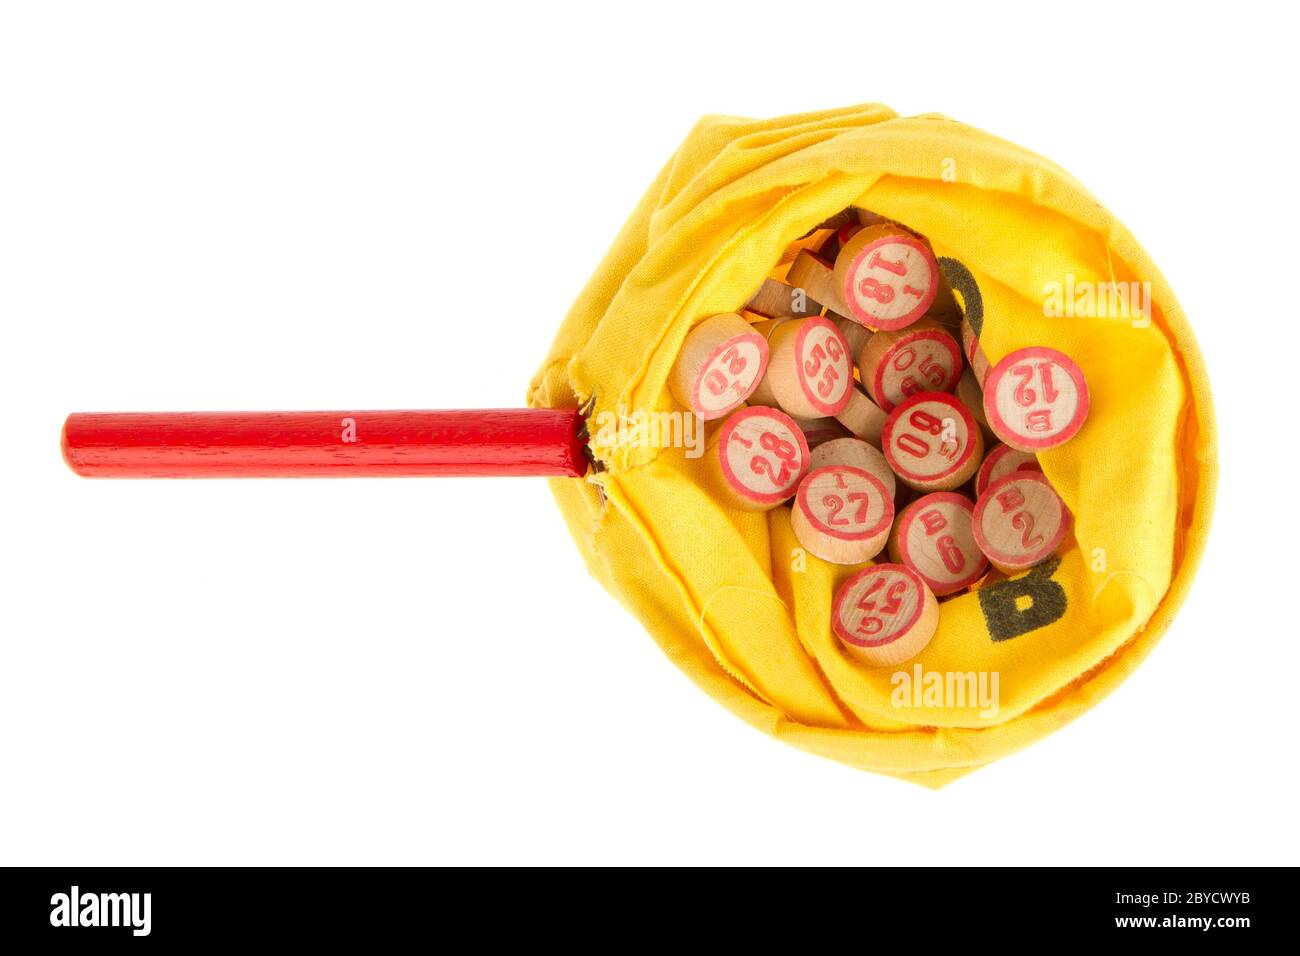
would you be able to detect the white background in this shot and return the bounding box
[1,1,1294,866]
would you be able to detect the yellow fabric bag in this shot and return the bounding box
[527,103,1216,787]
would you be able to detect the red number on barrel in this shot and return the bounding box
[855,576,907,637]
[748,429,798,486]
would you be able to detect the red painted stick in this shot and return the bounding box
[61,409,588,478]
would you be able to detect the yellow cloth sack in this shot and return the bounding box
[528,104,1216,787]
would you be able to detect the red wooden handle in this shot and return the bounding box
[62,409,588,478]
